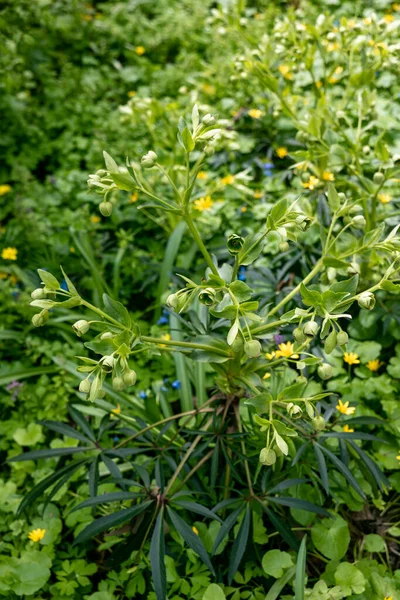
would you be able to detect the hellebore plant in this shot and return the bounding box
[21,106,400,599]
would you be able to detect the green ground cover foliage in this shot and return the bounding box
[1,0,400,598]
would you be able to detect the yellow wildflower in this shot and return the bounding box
[136,46,146,55]
[367,359,383,372]
[70,246,76,253]
[278,65,293,80]
[0,272,7,279]
[326,42,340,52]
[197,171,208,180]
[266,351,276,360]
[344,352,360,365]
[275,341,299,359]
[0,184,11,196]
[315,80,323,89]
[335,66,344,75]
[2,247,17,261]
[276,147,288,159]
[28,528,46,542]
[194,196,213,211]
[322,171,335,181]
[128,91,136,97]
[202,84,216,95]
[263,372,271,379]
[393,3,400,11]
[253,190,263,199]
[192,526,199,535]
[343,424,354,433]
[363,17,372,25]
[240,206,247,213]
[336,399,356,415]
[383,14,395,22]
[384,596,393,600]
[378,193,392,204]
[160,333,171,348]
[248,108,263,119]
[221,174,235,185]
[130,192,139,203]
[90,215,101,224]
[397,455,400,462]
[302,176,320,190]
[111,403,121,415]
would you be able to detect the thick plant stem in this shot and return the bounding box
[164,416,214,495]
[184,213,219,276]
[268,259,323,317]
[234,403,253,496]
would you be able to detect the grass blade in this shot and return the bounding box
[295,535,307,600]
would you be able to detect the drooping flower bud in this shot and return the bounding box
[287,403,302,418]
[227,234,244,255]
[337,331,348,346]
[293,327,306,343]
[199,288,216,306]
[32,311,48,327]
[347,262,360,276]
[31,288,45,300]
[373,172,385,185]
[100,355,115,373]
[141,151,158,168]
[72,320,90,337]
[79,379,92,394]
[358,291,375,310]
[312,415,326,431]
[303,321,319,338]
[166,293,179,309]
[318,363,333,380]
[351,215,366,230]
[101,331,114,340]
[259,448,276,465]
[202,113,216,126]
[99,201,113,217]
[112,377,126,391]
[279,241,289,252]
[295,215,313,231]
[244,339,261,358]
[122,369,137,386]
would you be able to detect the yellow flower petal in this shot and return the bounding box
[1,247,18,261]
[28,528,46,542]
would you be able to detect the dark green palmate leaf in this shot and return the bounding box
[267,496,331,517]
[171,500,222,523]
[295,535,307,600]
[74,500,153,545]
[212,505,245,555]
[150,508,167,600]
[313,443,329,494]
[70,491,142,513]
[9,447,92,462]
[38,420,93,444]
[228,504,251,584]
[167,506,215,575]
[17,458,89,515]
[261,505,300,551]
[68,405,97,442]
[347,440,389,492]
[316,443,366,499]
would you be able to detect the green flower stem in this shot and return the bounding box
[141,335,230,356]
[234,403,254,496]
[183,212,219,276]
[164,415,214,495]
[231,255,240,282]
[155,163,181,201]
[267,259,323,317]
[114,404,216,449]
[248,318,287,337]
[81,300,125,329]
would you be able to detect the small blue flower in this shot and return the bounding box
[161,385,169,392]
[163,377,169,383]
[60,279,68,291]
[157,316,168,325]
[238,266,247,282]
[262,161,275,177]
[172,380,181,390]
[113,435,120,442]
[274,334,285,345]
[139,391,147,399]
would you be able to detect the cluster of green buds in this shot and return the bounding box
[78,352,137,400]
[87,169,117,216]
